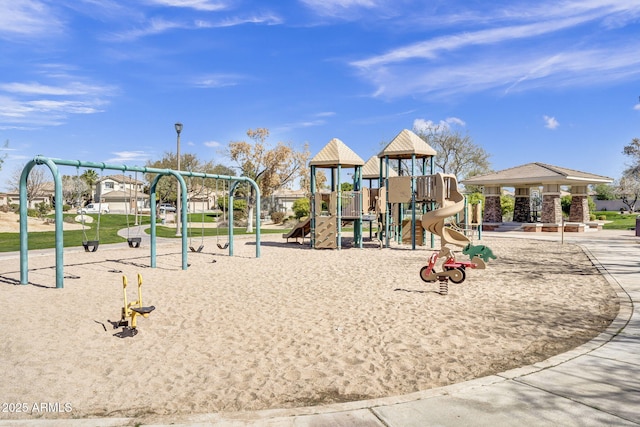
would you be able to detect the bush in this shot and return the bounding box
[0,204,9,213]
[27,208,39,218]
[292,198,310,219]
[598,215,606,220]
[270,211,286,224]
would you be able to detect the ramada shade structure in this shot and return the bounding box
[461,162,613,230]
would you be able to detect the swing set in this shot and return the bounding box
[19,156,261,289]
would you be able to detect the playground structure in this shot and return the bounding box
[308,138,366,249]
[301,130,482,251]
[19,155,261,289]
[114,273,155,336]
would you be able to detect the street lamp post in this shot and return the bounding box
[175,122,183,236]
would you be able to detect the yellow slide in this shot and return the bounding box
[420,173,470,248]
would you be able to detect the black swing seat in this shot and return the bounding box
[190,244,205,253]
[82,240,99,252]
[127,237,142,248]
[217,242,229,250]
[131,305,155,315]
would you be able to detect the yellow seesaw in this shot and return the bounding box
[115,273,155,336]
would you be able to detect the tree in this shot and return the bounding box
[228,128,310,232]
[62,175,89,206]
[593,183,616,200]
[614,174,640,212]
[81,169,99,203]
[622,138,640,175]
[145,152,220,204]
[8,164,49,205]
[616,137,640,211]
[413,123,491,179]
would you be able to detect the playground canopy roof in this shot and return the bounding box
[362,156,398,180]
[309,137,365,168]
[378,129,437,159]
[461,162,614,187]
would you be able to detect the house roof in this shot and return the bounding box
[378,129,437,159]
[362,156,398,179]
[461,162,613,187]
[309,138,365,167]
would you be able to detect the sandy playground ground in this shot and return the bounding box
[0,219,619,425]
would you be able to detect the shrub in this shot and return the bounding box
[0,204,9,213]
[292,198,310,219]
[27,208,39,218]
[270,211,286,224]
[598,215,606,220]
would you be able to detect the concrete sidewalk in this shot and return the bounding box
[2,230,639,426]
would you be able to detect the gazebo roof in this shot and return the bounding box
[362,156,398,179]
[378,129,437,159]
[309,138,364,167]
[461,162,613,187]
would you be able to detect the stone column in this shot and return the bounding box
[569,185,589,223]
[483,186,502,224]
[541,184,562,230]
[513,187,531,223]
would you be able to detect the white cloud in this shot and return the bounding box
[0,70,118,128]
[145,0,229,11]
[634,103,640,111]
[192,74,245,88]
[0,0,64,39]
[413,117,465,133]
[543,115,560,129]
[301,0,383,17]
[198,13,283,28]
[350,2,640,99]
[204,141,221,148]
[106,151,151,164]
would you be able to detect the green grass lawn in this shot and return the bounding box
[3,210,635,252]
[594,211,639,230]
[0,213,287,252]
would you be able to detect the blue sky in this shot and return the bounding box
[1,0,640,191]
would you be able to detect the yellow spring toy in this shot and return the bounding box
[116,273,155,336]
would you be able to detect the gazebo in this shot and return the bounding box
[461,163,613,232]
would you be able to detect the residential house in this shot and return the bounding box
[96,175,148,213]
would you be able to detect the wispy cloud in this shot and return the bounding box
[145,0,229,12]
[0,69,118,128]
[543,115,560,129]
[204,140,221,148]
[106,151,151,164]
[300,0,393,20]
[196,13,283,28]
[192,73,246,88]
[350,1,640,99]
[0,0,65,39]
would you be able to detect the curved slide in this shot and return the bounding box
[421,173,470,248]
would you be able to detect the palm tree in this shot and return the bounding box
[81,169,99,203]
